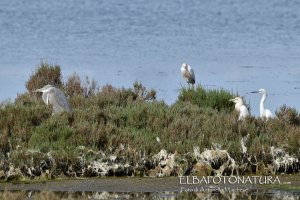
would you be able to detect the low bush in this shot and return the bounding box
[177,84,250,113]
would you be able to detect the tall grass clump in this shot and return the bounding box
[276,104,300,125]
[64,72,99,98]
[177,84,249,112]
[25,60,63,92]
[275,104,300,156]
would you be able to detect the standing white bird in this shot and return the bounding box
[32,85,72,115]
[181,63,195,87]
[156,137,161,143]
[251,89,273,119]
[229,97,249,120]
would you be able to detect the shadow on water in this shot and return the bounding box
[2,188,300,200]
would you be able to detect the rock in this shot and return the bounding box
[160,160,167,168]
[237,163,248,175]
[153,150,177,175]
[161,166,171,177]
[40,169,51,181]
[46,170,51,179]
[191,163,207,176]
[270,146,299,173]
[213,165,225,176]
[40,172,48,181]
[267,164,275,175]
[124,165,134,176]
[199,148,229,166]
[6,166,22,181]
[153,150,168,161]
[60,172,68,179]
[15,168,22,176]
[85,166,97,177]
[134,170,144,177]
[0,170,5,179]
[23,166,33,177]
[148,166,160,177]
[174,166,183,176]
[135,165,147,177]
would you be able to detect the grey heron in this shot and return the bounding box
[181,63,195,87]
[32,85,72,114]
[251,89,273,119]
[229,97,249,120]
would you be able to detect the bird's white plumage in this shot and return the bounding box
[46,93,49,105]
[265,109,273,119]
[239,105,249,120]
[181,63,195,86]
[251,89,273,120]
[229,97,249,120]
[156,137,161,143]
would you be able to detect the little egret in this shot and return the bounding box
[181,63,195,87]
[32,85,72,115]
[251,89,273,119]
[229,97,249,120]
[156,137,161,143]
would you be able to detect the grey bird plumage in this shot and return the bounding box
[33,85,72,114]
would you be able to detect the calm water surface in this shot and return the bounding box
[1,1,300,116]
[3,188,300,199]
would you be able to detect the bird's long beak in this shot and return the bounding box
[251,91,259,93]
[229,99,235,102]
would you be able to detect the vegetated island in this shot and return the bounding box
[0,61,299,189]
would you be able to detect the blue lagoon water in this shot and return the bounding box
[1,0,300,116]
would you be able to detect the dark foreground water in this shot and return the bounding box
[1,0,300,117]
[3,188,300,199]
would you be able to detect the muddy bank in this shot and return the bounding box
[1,175,300,193]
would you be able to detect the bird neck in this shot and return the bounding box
[260,94,266,117]
[46,93,49,105]
[235,103,242,111]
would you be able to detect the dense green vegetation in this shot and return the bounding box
[178,83,248,112]
[0,61,300,177]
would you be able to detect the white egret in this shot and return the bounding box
[229,97,249,120]
[32,85,72,115]
[181,63,195,87]
[251,89,273,119]
[156,137,161,143]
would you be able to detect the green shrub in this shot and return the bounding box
[276,104,300,125]
[64,72,99,98]
[177,84,249,112]
[25,60,63,92]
